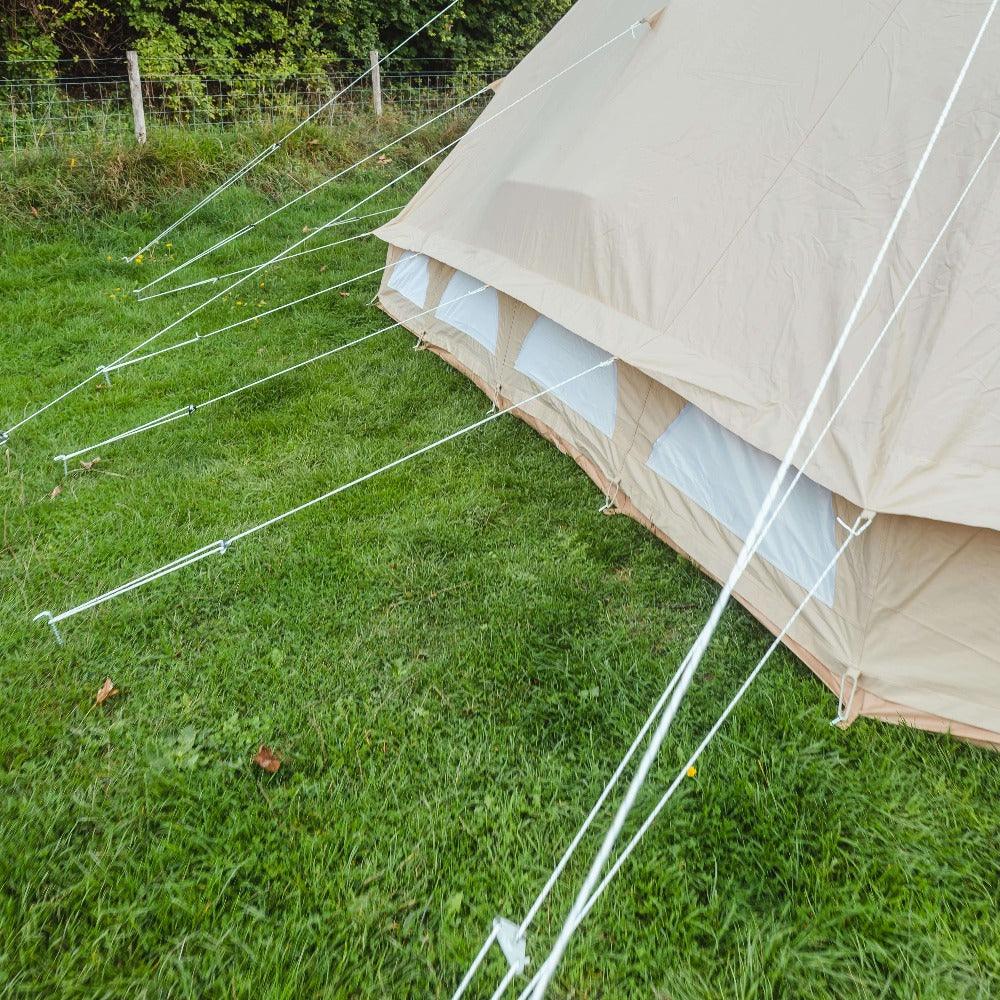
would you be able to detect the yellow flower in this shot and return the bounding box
[68,157,77,169]
[134,254,144,265]
[164,242,172,248]
[686,766,697,778]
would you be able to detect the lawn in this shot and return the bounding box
[1,129,999,1000]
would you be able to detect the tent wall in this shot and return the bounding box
[378,247,1000,748]
[374,0,1000,533]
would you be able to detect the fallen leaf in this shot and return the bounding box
[49,484,62,499]
[377,154,392,165]
[339,291,349,297]
[95,677,119,705]
[302,225,312,233]
[30,206,39,218]
[80,456,101,471]
[253,745,281,773]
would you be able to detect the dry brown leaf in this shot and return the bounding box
[339,291,349,298]
[95,677,119,705]
[253,744,281,773]
[49,484,62,499]
[30,206,39,218]
[302,225,312,233]
[377,154,392,165]
[80,456,101,472]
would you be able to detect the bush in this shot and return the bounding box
[2,1,575,78]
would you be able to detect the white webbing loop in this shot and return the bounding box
[5,17,646,444]
[54,286,489,465]
[598,479,620,514]
[35,359,614,637]
[527,2,996,990]
[830,668,862,726]
[125,0,462,262]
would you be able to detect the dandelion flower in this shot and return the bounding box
[686,766,697,778]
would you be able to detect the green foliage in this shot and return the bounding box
[2,1,123,75]
[1,0,576,76]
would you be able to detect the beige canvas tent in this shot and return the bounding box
[375,0,1000,747]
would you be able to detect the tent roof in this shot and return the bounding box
[377,0,1000,531]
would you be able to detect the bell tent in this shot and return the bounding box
[375,0,1000,747]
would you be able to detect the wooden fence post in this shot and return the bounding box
[369,50,383,117]
[125,50,147,144]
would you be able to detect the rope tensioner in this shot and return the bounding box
[51,286,489,471]
[34,358,611,644]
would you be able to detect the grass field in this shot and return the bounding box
[1,130,999,1000]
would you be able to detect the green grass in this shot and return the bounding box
[1,133,999,1000]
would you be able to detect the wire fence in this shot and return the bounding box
[0,58,509,151]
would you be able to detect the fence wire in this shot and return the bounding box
[0,60,508,150]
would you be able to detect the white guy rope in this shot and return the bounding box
[450,651,694,1000]
[4,16,646,445]
[528,3,997,993]
[54,285,489,467]
[134,206,405,301]
[135,230,374,302]
[103,256,408,377]
[35,359,614,639]
[131,76,490,296]
[509,515,874,1000]
[453,108,1000,1000]
[125,0,461,261]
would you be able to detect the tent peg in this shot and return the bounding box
[33,611,65,647]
